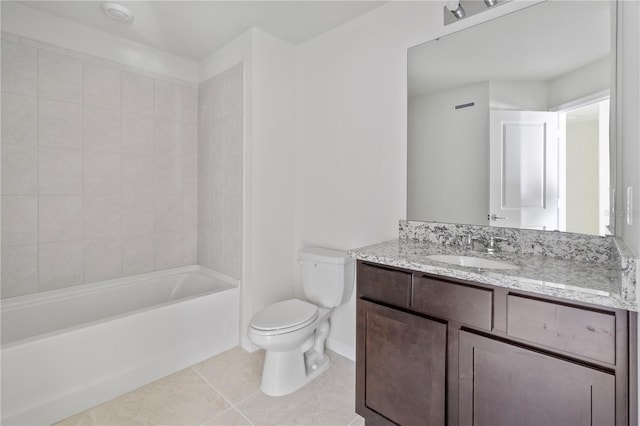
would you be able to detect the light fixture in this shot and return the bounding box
[484,0,498,7]
[446,0,466,19]
[101,3,134,23]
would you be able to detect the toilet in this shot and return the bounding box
[248,246,355,396]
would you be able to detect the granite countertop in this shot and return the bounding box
[349,239,639,312]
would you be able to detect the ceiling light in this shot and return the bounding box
[446,1,466,19]
[101,3,134,23]
[484,0,498,7]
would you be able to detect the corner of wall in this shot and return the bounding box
[1,1,198,83]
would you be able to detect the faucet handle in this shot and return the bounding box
[460,233,473,246]
[486,236,506,252]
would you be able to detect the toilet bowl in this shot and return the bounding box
[248,299,332,396]
[248,246,355,397]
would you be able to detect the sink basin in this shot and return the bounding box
[426,255,519,270]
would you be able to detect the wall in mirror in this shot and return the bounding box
[407,0,614,236]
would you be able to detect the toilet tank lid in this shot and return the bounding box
[298,246,354,265]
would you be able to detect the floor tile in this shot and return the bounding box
[349,415,366,426]
[194,346,265,403]
[203,407,253,426]
[236,357,356,426]
[54,348,357,426]
[91,368,229,425]
[53,410,96,426]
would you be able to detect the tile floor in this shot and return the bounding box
[54,347,364,426]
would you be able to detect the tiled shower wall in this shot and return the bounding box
[197,65,243,280]
[1,34,198,298]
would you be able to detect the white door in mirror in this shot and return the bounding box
[490,110,559,231]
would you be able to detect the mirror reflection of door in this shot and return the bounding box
[488,98,610,234]
[489,110,559,231]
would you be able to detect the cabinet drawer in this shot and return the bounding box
[506,295,616,364]
[357,263,411,307]
[412,275,493,330]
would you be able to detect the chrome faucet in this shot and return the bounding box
[462,235,506,253]
[484,236,506,253]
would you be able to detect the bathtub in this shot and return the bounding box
[1,265,239,425]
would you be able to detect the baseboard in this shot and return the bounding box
[326,337,355,361]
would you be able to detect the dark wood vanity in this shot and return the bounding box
[355,261,638,426]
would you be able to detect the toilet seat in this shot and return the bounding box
[250,299,319,334]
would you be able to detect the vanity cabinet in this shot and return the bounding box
[355,261,637,426]
[458,330,615,425]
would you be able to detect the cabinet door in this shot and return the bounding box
[356,299,446,426]
[459,331,615,426]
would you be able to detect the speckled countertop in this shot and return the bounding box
[349,238,639,312]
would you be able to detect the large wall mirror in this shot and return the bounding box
[407,0,615,236]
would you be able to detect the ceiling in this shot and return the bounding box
[16,1,385,61]
[408,1,611,96]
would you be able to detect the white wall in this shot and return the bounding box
[614,1,640,420]
[200,28,296,350]
[294,0,537,357]
[246,29,296,348]
[489,80,549,110]
[408,83,489,226]
[566,120,599,235]
[549,56,610,109]
[0,2,198,83]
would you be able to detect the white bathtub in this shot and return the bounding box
[1,265,239,425]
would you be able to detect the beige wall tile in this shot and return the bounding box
[154,156,181,194]
[84,106,121,152]
[2,92,37,146]
[154,194,182,233]
[182,156,198,194]
[122,72,153,115]
[83,194,122,239]
[1,244,38,297]
[39,195,83,243]
[122,233,155,276]
[38,147,82,195]
[83,150,121,194]
[154,119,180,157]
[154,230,184,270]
[122,194,154,236]
[154,79,180,120]
[1,196,38,246]
[1,40,37,96]
[39,99,83,149]
[122,155,154,194]
[39,50,82,104]
[181,86,198,124]
[39,240,83,291]
[181,122,198,157]
[84,236,122,283]
[122,112,153,155]
[2,144,38,195]
[84,62,121,110]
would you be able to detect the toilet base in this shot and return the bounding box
[260,348,330,397]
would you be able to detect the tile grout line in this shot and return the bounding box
[89,408,99,426]
[190,366,256,426]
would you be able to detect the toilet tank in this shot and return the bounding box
[298,246,355,308]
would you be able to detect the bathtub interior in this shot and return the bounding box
[1,265,237,347]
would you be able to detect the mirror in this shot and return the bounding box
[407,1,614,236]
